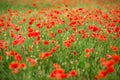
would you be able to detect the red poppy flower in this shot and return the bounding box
[81,34,88,39]
[9,61,19,70]
[106,66,115,73]
[0,56,2,61]
[0,19,4,27]
[100,58,106,65]
[0,40,5,50]
[68,70,77,77]
[112,54,120,63]
[32,3,37,7]
[95,70,107,79]
[28,31,40,38]
[9,50,17,56]
[43,41,49,45]
[19,63,26,69]
[49,32,55,38]
[85,48,91,53]
[36,23,41,28]
[110,46,118,52]
[63,41,71,48]
[12,35,25,46]
[29,46,33,52]
[39,52,52,60]
[70,35,75,42]
[26,57,37,66]
[51,48,56,53]
[69,21,77,26]
[73,51,77,56]
[58,29,62,34]
[49,68,67,79]
[106,54,112,59]
[53,63,61,69]
[10,30,16,38]
[14,26,21,31]
[85,53,90,58]
[14,54,22,61]
[104,59,115,68]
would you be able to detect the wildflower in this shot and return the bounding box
[39,52,52,60]
[110,46,118,52]
[53,63,61,69]
[58,29,62,34]
[100,58,106,64]
[29,46,33,52]
[0,40,5,50]
[104,59,115,68]
[63,41,71,48]
[43,41,49,45]
[51,48,57,53]
[36,23,41,28]
[9,61,19,71]
[68,70,77,77]
[26,57,37,66]
[49,68,67,79]
[19,63,26,69]
[14,54,22,61]
[9,50,17,56]
[112,54,120,63]
[0,56,2,61]
[106,66,115,73]
[12,35,25,46]
[85,53,90,58]
[95,70,107,79]
[106,54,112,59]
[73,51,77,56]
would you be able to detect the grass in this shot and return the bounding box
[0,0,120,80]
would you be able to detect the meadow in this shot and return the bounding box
[0,0,120,80]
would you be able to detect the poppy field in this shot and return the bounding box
[0,0,120,80]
